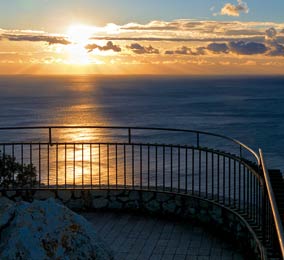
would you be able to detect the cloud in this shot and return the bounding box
[268,42,284,56]
[207,43,229,53]
[85,41,121,52]
[228,41,268,55]
[122,20,180,31]
[165,41,271,56]
[220,0,249,17]
[165,46,193,55]
[195,47,206,55]
[127,43,159,54]
[3,34,71,45]
[90,20,284,44]
[225,29,264,36]
[165,46,207,56]
[91,36,266,44]
[263,28,284,56]
[265,27,277,40]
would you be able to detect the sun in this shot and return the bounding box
[65,24,97,64]
[67,24,97,44]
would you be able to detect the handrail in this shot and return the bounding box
[0,125,260,164]
[259,149,284,258]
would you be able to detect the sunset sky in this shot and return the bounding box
[1,0,284,75]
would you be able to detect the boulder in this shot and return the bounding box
[0,198,112,260]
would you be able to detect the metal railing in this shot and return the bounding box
[0,126,283,258]
[259,149,284,258]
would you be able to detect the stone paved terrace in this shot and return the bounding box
[81,211,244,260]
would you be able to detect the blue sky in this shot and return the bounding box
[1,0,284,31]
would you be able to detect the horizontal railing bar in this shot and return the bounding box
[0,141,252,160]
[259,149,284,258]
[0,125,259,164]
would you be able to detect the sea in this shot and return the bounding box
[0,75,283,170]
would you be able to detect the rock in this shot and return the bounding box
[6,190,16,198]
[188,207,196,215]
[90,190,108,198]
[118,196,129,202]
[108,200,123,209]
[129,191,140,201]
[57,190,72,202]
[162,200,176,214]
[66,198,85,210]
[145,200,160,212]
[73,190,82,199]
[34,190,55,200]
[109,190,123,197]
[0,197,15,229]
[0,198,112,260]
[142,192,154,202]
[156,192,169,202]
[92,198,108,209]
[125,200,139,209]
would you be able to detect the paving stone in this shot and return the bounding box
[81,211,245,260]
[153,245,166,254]
[173,254,186,260]
[149,254,163,260]
[162,254,174,260]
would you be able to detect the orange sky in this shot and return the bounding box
[1,20,284,75]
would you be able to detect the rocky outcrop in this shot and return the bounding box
[0,197,112,260]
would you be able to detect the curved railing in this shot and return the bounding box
[260,149,284,258]
[0,126,260,163]
[0,126,282,258]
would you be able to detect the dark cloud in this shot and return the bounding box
[85,41,121,52]
[165,46,192,55]
[265,27,277,40]
[262,27,284,56]
[207,43,229,53]
[127,43,159,54]
[228,41,268,55]
[220,0,249,17]
[165,41,269,56]
[165,46,206,55]
[268,42,284,56]
[3,34,71,45]
[195,47,206,55]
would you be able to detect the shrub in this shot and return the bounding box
[0,151,37,189]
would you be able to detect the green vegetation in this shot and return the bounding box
[0,152,37,188]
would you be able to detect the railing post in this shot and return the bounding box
[240,145,242,160]
[197,132,200,147]
[262,180,267,245]
[49,127,52,145]
[128,128,131,144]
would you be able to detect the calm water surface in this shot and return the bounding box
[0,75,283,169]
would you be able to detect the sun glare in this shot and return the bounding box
[65,24,97,65]
[67,24,96,44]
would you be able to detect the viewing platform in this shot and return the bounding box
[0,126,283,259]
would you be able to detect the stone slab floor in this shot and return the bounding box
[81,211,244,260]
